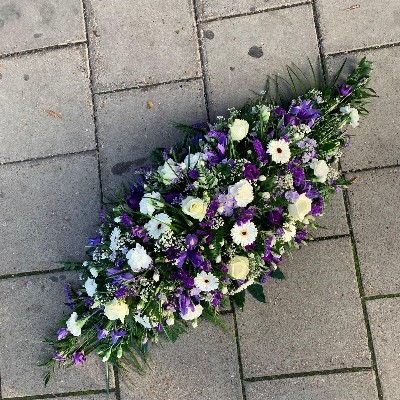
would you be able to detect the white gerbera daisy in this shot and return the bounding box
[126,243,152,272]
[231,221,258,247]
[145,213,172,239]
[267,139,291,164]
[194,271,219,292]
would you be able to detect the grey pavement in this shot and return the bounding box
[0,1,399,399]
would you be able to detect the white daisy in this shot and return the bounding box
[194,271,219,292]
[145,213,172,239]
[84,277,97,297]
[126,243,152,272]
[230,221,258,247]
[267,139,291,164]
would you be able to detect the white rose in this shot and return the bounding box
[139,191,163,216]
[157,159,182,183]
[310,159,329,183]
[228,255,250,280]
[260,105,271,122]
[181,196,208,221]
[104,299,129,323]
[288,193,312,221]
[84,278,97,297]
[181,304,203,321]
[229,119,249,141]
[66,312,85,337]
[184,152,204,169]
[228,179,254,207]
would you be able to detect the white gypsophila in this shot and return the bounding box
[84,278,97,297]
[194,271,219,292]
[267,139,291,164]
[231,221,258,247]
[145,213,172,239]
[157,159,183,183]
[66,312,82,337]
[89,267,98,278]
[126,242,153,272]
[340,105,360,128]
[310,159,330,183]
[228,179,254,207]
[181,304,203,321]
[109,227,121,251]
[184,152,204,169]
[139,191,163,216]
[281,222,297,242]
[134,314,157,329]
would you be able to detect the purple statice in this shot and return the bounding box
[285,190,299,202]
[243,163,259,180]
[188,169,200,180]
[121,213,133,228]
[205,198,219,219]
[72,351,86,365]
[65,283,74,310]
[339,83,352,97]
[295,230,308,244]
[95,325,109,340]
[236,207,255,225]
[57,328,68,340]
[211,290,224,307]
[164,191,183,205]
[114,285,129,298]
[111,329,127,344]
[252,139,268,164]
[267,208,283,227]
[53,352,66,362]
[217,194,235,216]
[87,236,101,247]
[287,161,306,187]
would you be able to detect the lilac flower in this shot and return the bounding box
[57,328,68,340]
[87,236,101,247]
[53,352,66,362]
[217,194,235,216]
[243,163,259,180]
[72,351,86,365]
[188,169,200,180]
[95,325,109,340]
[111,329,127,344]
[285,190,299,202]
[236,208,255,225]
[339,83,352,97]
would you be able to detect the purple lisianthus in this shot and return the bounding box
[188,169,200,180]
[311,197,325,215]
[267,208,283,227]
[57,328,68,340]
[126,187,144,210]
[72,351,86,365]
[236,207,255,225]
[243,163,259,180]
[87,236,101,247]
[111,329,127,344]
[95,325,109,340]
[53,352,66,362]
[295,230,308,244]
[114,285,129,298]
[121,213,133,227]
[164,191,182,205]
[339,83,352,97]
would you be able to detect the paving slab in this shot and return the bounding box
[367,298,400,400]
[198,0,310,21]
[0,45,95,163]
[86,0,201,92]
[96,79,207,198]
[236,238,370,378]
[327,48,400,171]
[119,315,242,400]
[31,394,116,400]
[0,153,101,275]
[311,191,349,239]
[245,371,378,399]
[201,4,320,119]
[0,272,112,397]
[346,167,400,296]
[0,0,85,55]
[316,0,400,54]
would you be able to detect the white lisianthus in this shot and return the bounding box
[181,304,203,321]
[267,139,291,164]
[134,314,157,329]
[184,152,204,169]
[281,222,297,242]
[229,119,249,141]
[340,105,360,128]
[181,196,208,221]
[157,159,183,183]
[109,227,120,251]
[228,179,254,207]
[126,243,153,272]
[66,312,84,337]
[145,213,172,239]
[104,299,129,323]
[260,105,271,122]
[139,191,163,216]
[230,221,258,247]
[84,278,97,297]
[310,159,330,183]
[288,193,312,221]
[89,267,98,278]
[194,271,219,292]
[228,255,250,280]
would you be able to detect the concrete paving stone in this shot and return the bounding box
[346,167,400,296]
[0,153,101,275]
[236,238,370,378]
[0,45,95,163]
[0,0,85,55]
[119,315,242,400]
[96,79,207,198]
[0,271,113,397]
[245,371,378,399]
[367,298,400,400]
[32,395,117,400]
[311,191,349,239]
[327,48,400,171]
[201,4,320,119]
[198,0,310,21]
[86,0,201,92]
[316,0,400,54]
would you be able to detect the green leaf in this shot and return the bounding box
[232,290,246,310]
[247,283,266,303]
[271,268,285,280]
